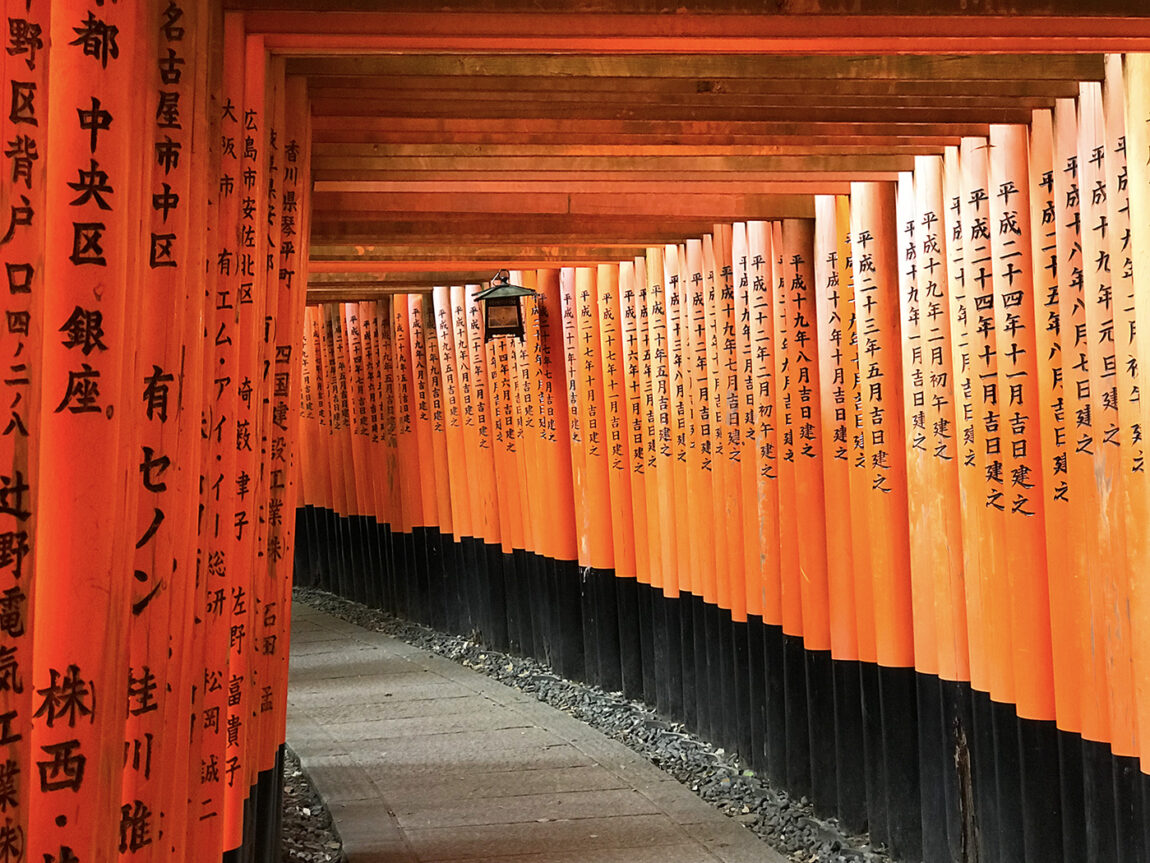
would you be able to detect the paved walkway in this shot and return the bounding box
[287,602,788,863]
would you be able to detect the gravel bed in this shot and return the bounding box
[282,745,343,863]
[291,586,892,863]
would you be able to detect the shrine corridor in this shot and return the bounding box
[9,4,1150,863]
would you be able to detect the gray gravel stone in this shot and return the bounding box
[282,745,344,863]
[290,586,894,863]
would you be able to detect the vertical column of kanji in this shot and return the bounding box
[0,0,44,857]
[510,272,537,559]
[914,156,969,690]
[1078,86,1129,762]
[192,11,239,848]
[464,286,504,646]
[252,50,286,785]
[1123,53,1150,779]
[850,183,915,669]
[484,302,516,581]
[343,305,372,601]
[897,172,939,688]
[715,228,747,633]
[679,242,708,605]
[578,267,616,684]
[990,121,1062,858]
[435,286,467,625]
[619,262,649,591]
[1029,109,1078,739]
[409,296,440,621]
[712,228,744,625]
[597,263,637,692]
[296,305,318,568]
[626,258,655,602]
[990,124,1056,715]
[813,200,858,664]
[770,223,802,646]
[700,238,728,620]
[850,181,920,860]
[1102,56,1143,769]
[732,228,758,624]
[813,199,867,832]
[646,250,678,606]
[376,303,401,608]
[959,138,1015,709]
[941,147,986,698]
[0,0,35,852]
[1052,99,1106,749]
[449,286,478,625]
[638,251,668,708]
[506,274,536,652]
[30,1,142,859]
[266,72,311,753]
[531,270,579,676]
[782,222,830,653]
[391,296,417,611]
[902,163,948,863]
[769,219,812,795]
[424,291,455,629]
[361,301,387,552]
[748,222,781,633]
[124,2,204,859]
[784,218,834,806]
[662,250,690,603]
[598,263,634,577]
[226,25,269,834]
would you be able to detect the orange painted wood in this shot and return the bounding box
[667,246,693,597]
[913,155,970,684]
[1078,86,1134,742]
[639,255,664,594]
[1102,57,1142,759]
[531,270,578,562]
[560,269,590,567]
[715,224,746,618]
[782,219,831,651]
[684,239,716,605]
[958,137,1012,702]
[510,270,541,556]
[621,260,653,586]
[849,181,915,669]
[436,287,471,542]
[748,221,783,628]
[732,225,762,618]
[597,264,637,578]
[813,198,860,660]
[1028,109,1078,732]
[897,171,939,679]
[0,0,40,850]
[1121,53,1150,773]
[772,221,803,639]
[575,267,614,569]
[987,124,1056,721]
[702,236,729,609]
[424,294,455,543]
[647,248,678,598]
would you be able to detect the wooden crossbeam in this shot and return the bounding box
[286,53,1104,81]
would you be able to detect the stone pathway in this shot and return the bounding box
[288,602,789,863]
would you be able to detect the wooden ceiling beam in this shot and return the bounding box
[300,74,1084,99]
[309,214,755,244]
[285,53,1103,81]
[306,87,1056,111]
[309,154,913,172]
[239,9,1150,35]
[306,116,993,139]
[307,101,1036,125]
[312,243,652,261]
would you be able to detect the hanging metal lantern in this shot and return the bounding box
[475,269,536,343]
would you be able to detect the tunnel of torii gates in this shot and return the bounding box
[10,2,1150,863]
